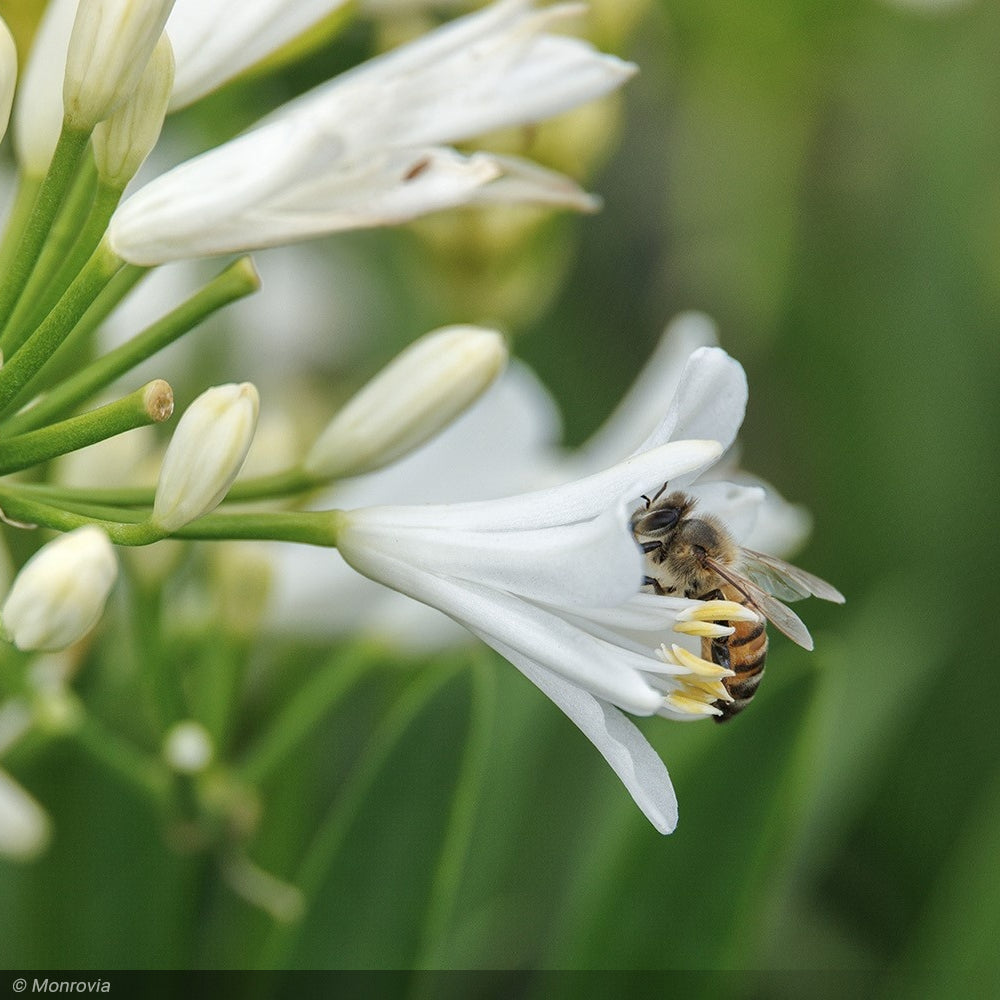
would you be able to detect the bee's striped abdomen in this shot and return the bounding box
[700,584,768,723]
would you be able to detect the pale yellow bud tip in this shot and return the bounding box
[143,379,174,422]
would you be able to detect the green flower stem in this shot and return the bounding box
[0,174,43,278]
[239,644,378,787]
[258,662,464,971]
[11,464,320,510]
[2,163,114,354]
[0,125,92,343]
[173,509,343,546]
[2,264,148,421]
[0,482,342,549]
[72,711,173,809]
[0,486,163,545]
[0,240,124,419]
[0,379,174,476]
[3,257,259,437]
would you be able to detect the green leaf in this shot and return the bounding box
[541,655,823,970]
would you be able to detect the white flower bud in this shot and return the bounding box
[92,33,174,188]
[304,326,507,479]
[152,383,260,532]
[0,17,17,147]
[1,526,118,652]
[63,0,175,130]
[0,769,51,861]
[163,721,213,773]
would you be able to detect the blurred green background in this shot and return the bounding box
[1,0,998,990]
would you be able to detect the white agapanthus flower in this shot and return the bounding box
[305,340,824,832]
[107,0,636,264]
[336,437,726,834]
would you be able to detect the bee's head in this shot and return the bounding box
[631,490,695,540]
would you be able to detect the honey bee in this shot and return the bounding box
[632,485,844,722]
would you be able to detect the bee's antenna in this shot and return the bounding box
[650,482,669,503]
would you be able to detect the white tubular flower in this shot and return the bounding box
[305,326,508,480]
[337,438,726,834]
[92,34,175,189]
[0,769,51,861]
[166,0,353,111]
[0,527,118,652]
[107,0,636,264]
[63,0,175,131]
[11,0,78,174]
[152,383,260,532]
[0,17,16,146]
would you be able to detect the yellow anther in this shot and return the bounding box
[657,643,734,679]
[663,691,722,717]
[676,600,759,624]
[679,676,733,703]
[673,619,736,639]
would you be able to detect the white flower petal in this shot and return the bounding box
[687,481,766,544]
[491,639,678,834]
[167,0,353,110]
[577,311,720,470]
[353,438,723,532]
[345,501,642,609]
[279,0,635,154]
[465,154,600,212]
[334,544,666,714]
[634,347,747,476]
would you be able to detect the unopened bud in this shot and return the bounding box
[63,0,175,130]
[163,721,213,774]
[1,526,117,652]
[0,770,51,861]
[0,17,16,146]
[304,326,507,479]
[93,33,174,188]
[152,383,260,532]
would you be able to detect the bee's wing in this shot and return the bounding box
[740,549,845,605]
[705,557,815,650]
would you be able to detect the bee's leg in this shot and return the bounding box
[639,541,661,554]
[642,576,665,595]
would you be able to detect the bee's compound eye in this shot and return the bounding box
[645,507,680,532]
